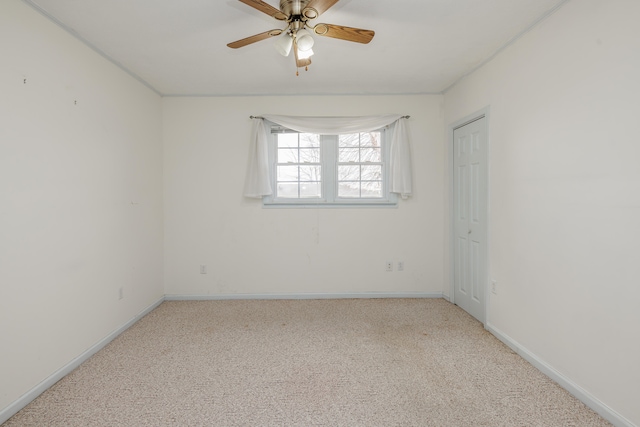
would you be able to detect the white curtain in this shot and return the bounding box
[389,118,412,199]
[260,114,404,135]
[243,119,272,198]
[243,114,413,199]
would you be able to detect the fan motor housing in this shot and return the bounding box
[280,0,313,18]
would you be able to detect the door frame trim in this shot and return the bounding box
[447,106,491,325]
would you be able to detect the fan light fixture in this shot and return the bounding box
[274,32,293,56]
[298,47,314,60]
[227,0,376,76]
[295,29,314,51]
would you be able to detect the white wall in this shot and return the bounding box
[0,0,163,415]
[444,0,640,424]
[163,95,444,297]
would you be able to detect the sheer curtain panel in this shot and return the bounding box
[243,119,272,198]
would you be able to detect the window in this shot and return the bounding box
[275,132,321,199]
[338,132,383,198]
[265,125,397,207]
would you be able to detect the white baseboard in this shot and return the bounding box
[0,297,165,425]
[164,291,443,301]
[486,322,636,427]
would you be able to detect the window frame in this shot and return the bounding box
[263,123,398,208]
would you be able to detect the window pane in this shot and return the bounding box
[277,183,299,198]
[338,182,361,198]
[299,165,321,182]
[362,165,382,181]
[361,181,383,198]
[299,133,320,148]
[300,182,321,198]
[338,133,359,147]
[299,148,320,163]
[277,165,298,181]
[360,132,380,147]
[278,148,298,163]
[277,133,298,148]
[360,148,381,162]
[339,148,360,163]
[338,165,360,181]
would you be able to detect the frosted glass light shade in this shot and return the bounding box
[296,29,314,51]
[274,33,293,56]
[298,47,314,60]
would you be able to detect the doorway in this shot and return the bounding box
[451,114,488,324]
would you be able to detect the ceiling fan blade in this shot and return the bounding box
[313,23,374,44]
[304,0,340,17]
[227,29,283,49]
[238,0,287,20]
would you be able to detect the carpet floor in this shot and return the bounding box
[4,299,611,426]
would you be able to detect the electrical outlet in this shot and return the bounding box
[397,261,404,271]
[491,280,497,295]
[385,261,393,272]
[200,265,207,274]
[118,287,124,300]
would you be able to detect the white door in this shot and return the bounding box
[453,117,487,324]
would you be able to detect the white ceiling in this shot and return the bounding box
[24,0,567,96]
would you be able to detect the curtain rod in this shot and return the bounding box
[250,115,410,119]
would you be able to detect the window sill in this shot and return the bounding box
[263,199,398,209]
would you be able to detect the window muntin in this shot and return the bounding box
[266,125,396,207]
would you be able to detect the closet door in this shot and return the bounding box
[453,117,487,323]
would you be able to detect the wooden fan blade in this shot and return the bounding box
[294,41,312,68]
[296,57,312,68]
[313,23,374,44]
[304,0,340,17]
[227,29,283,49]
[238,0,287,20]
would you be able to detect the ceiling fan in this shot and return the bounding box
[227,0,375,75]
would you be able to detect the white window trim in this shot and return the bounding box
[263,125,398,208]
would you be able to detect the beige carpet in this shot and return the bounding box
[4,299,610,426]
